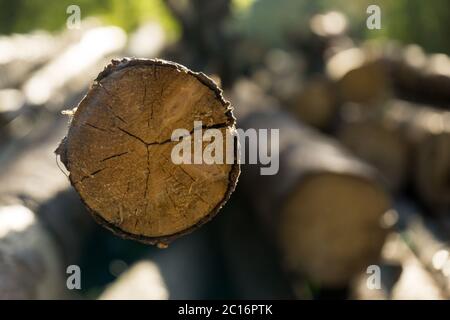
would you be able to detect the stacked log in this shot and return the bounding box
[218,198,296,299]
[327,45,450,108]
[289,76,338,130]
[229,80,392,288]
[99,260,168,300]
[0,112,94,299]
[338,100,450,213]
[395,199,450,297]
[351,231,446,300]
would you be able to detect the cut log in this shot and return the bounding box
[351,231,445,300]
[327,45,450,108]
[337,105,410,191]
[23,26,127,108]
[338,100,450,212]
[57,58,240,246]
[289,76,338,129]
[0,191,91,299]
[0,112,94,299]
[0,21,102,90]
[395,199,450,297]
[416,130,450,214]
[218,198,296,299]
[337,59,393,105]
[390,49,450,107]
[99,260,168,300]
[0,25,128,155]
[326,47,394,105]
[229,80,391,287]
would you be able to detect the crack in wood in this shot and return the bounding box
[84,123,108,132]
[144,146,151,198]
[100,151,129,162]
[76,167,107,184]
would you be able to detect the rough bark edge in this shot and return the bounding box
[56,57,241,247]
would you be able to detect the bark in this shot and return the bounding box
[218,198,296,299]
[229,80,392,287]
[338,100,450,212]
[395,199,450,297]
[0,112,93,299]
[350,231,445,300]
[57,58,240,247]
[99,260,168,300]
[327,45,450,108]
[289,76,338,130]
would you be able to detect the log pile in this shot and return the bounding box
[1,6,450,300]
[229,80,392,289]
[0,23,129,299]
[337,93,450,214]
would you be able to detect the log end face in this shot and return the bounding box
[279,173,391,287]
[61,58,240,244]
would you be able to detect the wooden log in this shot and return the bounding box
[0,31,62,89]
[0,89,25,147]
[351,231,445,300]
[337,100,450,212]
[390,48,450,107]
[395,199,450,297]
[0,21,101,90]
[326,47,393,105]
[336,59,393,105]
[57,58,240,247]
[23,26,127,108]
[327,44,450,108]
[289,76,338,130]
[0,112,94,299]
[218,198,297,299]
[415,130,450,214]
[229,80,391,287]
[0,198,65,299]
[99,260,168,300]
[337,104,410,191]
[0,25,128,156]
[0,191,91,299]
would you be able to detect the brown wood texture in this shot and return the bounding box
[338,100,450,213]
[230,80,392,287]
[58,58,240,246]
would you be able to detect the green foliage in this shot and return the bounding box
[233,0,450,53]
[0,0,179,37]
[0,0,448,53]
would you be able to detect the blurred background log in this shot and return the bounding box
[337,100,450,213]
[1,0,449,300]
[99,260,168,300]
[288,76,338,130]
[389,47,450,107]
[0,112,94,298]
[327,44,450,109]
[395,199,450,297]
[218,197,296,299]
[229,80,392,288]
[0,23,128,297]
[350,231,445,300]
